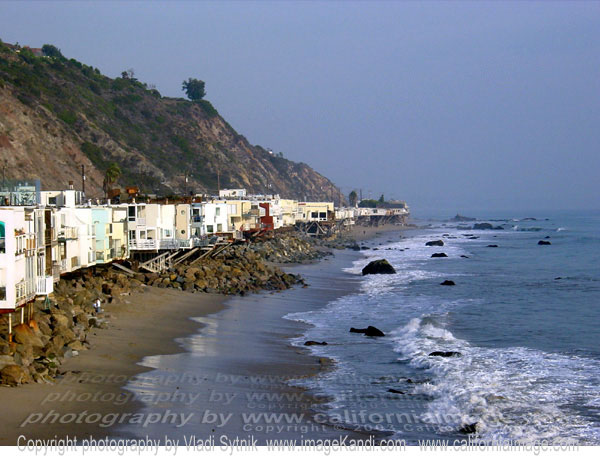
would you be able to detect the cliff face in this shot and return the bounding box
[0,43,344,204]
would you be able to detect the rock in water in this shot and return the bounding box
[304,341,328,346]
[459,423,478,434]
[350,326,385,337]
[431,253,448,258]
[429,351,461,357]
[473,223,494,230]
[487,244,499,248]
[388,389,405,394]
[538,240,551,245]
[361,259,396,275]
[440,280,456,286]
[425,240,444,247]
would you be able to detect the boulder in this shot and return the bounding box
[387,388,405,394]
[487,244,499,248]
[13,324,44,349]
[0,355,15,371]
[538,240,551,245]
[459,423,478,434]
[304,341,328,346]
[460,255,470,259]
[429,351,461,357]
[440,280,455,286]
[425,240,444,247]
[350,326,385,337]
[431,253,448,258]
[0,364,31,386]
[473,223,494,230]
[361,259,396,276]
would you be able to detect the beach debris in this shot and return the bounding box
[350,326,385,337]
[425,240,444,246]
[361,259,396,275]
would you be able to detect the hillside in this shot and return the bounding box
[0,42,344,203]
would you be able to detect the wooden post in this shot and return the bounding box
[8,313,12,342]
[20,307,24,324]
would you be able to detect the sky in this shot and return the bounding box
[1,1,599,215]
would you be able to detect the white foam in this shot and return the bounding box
[391,317,600,443]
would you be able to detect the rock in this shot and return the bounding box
[387,389,405,394]
[304,341,328,346]
[0,355,15,371]
[487,244,499,248]
[350,326,385,337]
[13,324,44,349]
[431,253,448,258]
[473,223,494,230]
[429,351,461,357]
[362,259,396,275]
[425,240,444,247]
[459,423,478,434]
[451,214,476,222]
[1,364,31,386]
[440,280,455,286]
[538,240,551,245]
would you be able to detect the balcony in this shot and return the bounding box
[58,226,78,241]
[15,278,36,306]
[129,239,158,251]
[36,276,54,295]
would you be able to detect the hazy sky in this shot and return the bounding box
[1,1,599,214]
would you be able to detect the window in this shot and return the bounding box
[129,231,135,240]
[207,225,214,233]
[311,212,318,218]
[217,224,222,232]
[128,206,136,221]
[319,212,327,219]
[215,207,221,216]
[181,230,185,235]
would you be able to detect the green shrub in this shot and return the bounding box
[197,99,219,117]
[58,110,77,125]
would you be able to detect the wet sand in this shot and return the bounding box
[347,223,413,241]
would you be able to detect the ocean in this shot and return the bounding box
[285,209,600,445]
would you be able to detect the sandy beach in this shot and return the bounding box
[0,246,376,445]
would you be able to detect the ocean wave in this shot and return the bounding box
[391,316,600,443]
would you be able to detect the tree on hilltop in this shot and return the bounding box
[42,44,64,59]
[182,78,206,101]
[349,190,358,207]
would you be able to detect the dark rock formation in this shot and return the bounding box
[425,240,444,247]
[459,423,478,434]
[440,280,456,286]
[362,259,396,275]
[487,244,499,248]
[431,253,448,258]
[388,389,405,394]
[350,326,385,337]
[429,351,461,357]
[304,341,328,346]
[473,223,494,230]
[538,240,551,245]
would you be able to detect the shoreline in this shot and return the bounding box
[0,224,406,445]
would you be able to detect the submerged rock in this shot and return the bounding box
[350,326,385,337]
[425,240,444,247]
[538,240,551,245]
[304,341,328,346]
[473,223,494,230]
[487,244,499,248]
[388,388,405,394]
[361,259,396,275]
[440,280,456,286]
[431,253,448,258]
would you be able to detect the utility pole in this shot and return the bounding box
[216,167,221,194]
